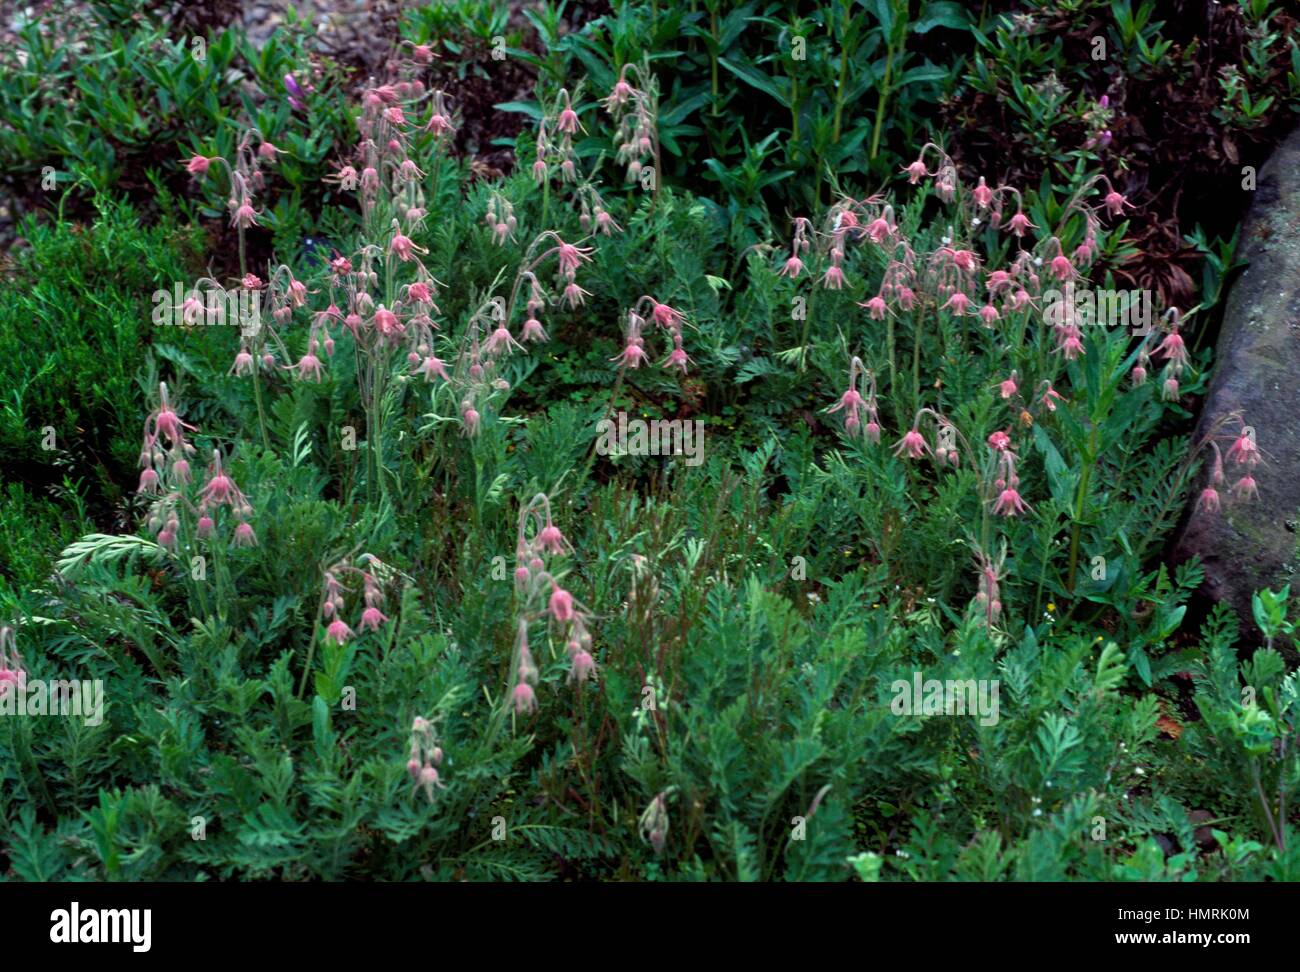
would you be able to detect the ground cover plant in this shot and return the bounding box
[2,0,1300,883]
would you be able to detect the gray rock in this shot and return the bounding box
[1173,125,1300,629]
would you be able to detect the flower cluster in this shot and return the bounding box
[137,383,256,550]
[320,555,391,645]
[604,63,657,183]
[508,493,596,714]
[533,87,585,185]
[405,715,446,803]
[1197,422,1263,514]
[611,295,691,374]
[827,356,882,443]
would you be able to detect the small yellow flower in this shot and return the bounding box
[1046,602,1056,613]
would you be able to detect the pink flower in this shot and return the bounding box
[893,428,930,459]
[1006,211,1036,237]
[555,241,593,274]
[1226,429,1259,467]
[1232,475,1259,502]
[391,233,417,261]
[232,350,255,376]
[860,296,888,320]
[1196,486,1221,514]
[537,523,567,555]
[563,280,591,308]
[821,265,846,290]
[521,318,548,343]
[231,204,259,229]
[663,345,691,374]
[1041,385,1066,412]
[185,155,211,176]
[233,522,257,547]
[558,107,580,134]
[197,515,214,539]
[512,682,537,714]
[1131,364,1147,386]
[359,606,389,631]
[778,256,804,278]
[1156,330,1189,371]
[613,342,649,368]
[979,303,1000,326]
[972,177,994,209]
[485,325,522,356]
[992,487,1030,516]
[549,586,575,622]
[903,159,928,183]
[462,407,481,437]
[650,302,684,329]
[988,430,1011,451]
[568,650,596,685]
[1050,254,1074,281]
[326,619,353,645]
[942,292,971,316]
[292,353,324,381]
[138,467,161,494]
[998,376,1018,399]
[1103,190,1131,217]
[1161,376,1180,401]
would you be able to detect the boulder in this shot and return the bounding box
[1173,126,1300,627]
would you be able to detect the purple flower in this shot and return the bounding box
[285,74,306,111]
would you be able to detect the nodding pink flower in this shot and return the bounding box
[555,241,593,274]
[197,515,214,539]
[408,282,435,306]
[156,525,177,550]
[202,471,234,506]
[231,204,259,229]
[893,428,930,460]
[1156,330,1189,371]
[257,141,281,162]
[865,420,882,444]
[1006,211,1036,236]
[563,280,592,308]
[613,342,650,368]
[373,306,401,337]
[558,107,580,134]
[549,586,575,622]
[950,249,977,273]
[979,303,1000,326]
[461,407,481,437]
[896,286,917,310]
[291,353,324,381]
[359,606,388,632]
[821,265,846,290]
[514,565,531,587]
[406,758,422,780]
[391,233,416,261]
[521,318,548,343]
[185,155,212,176]
[998,376,1018,399]
[1058,328,1085,360]
[778,255,804,278]
[485,325,522,356]
[326,619,353,645]
[1226,428,1258,466]
[242,273,263,291]
[992,487,1030,516]
[512,682,537,714]
[1050,254,1074,281]
[986,269,1011,293]
[568,650,596,685]
[663,344,691,374]
[138,467,161,494]
[383,105,407,126]
[1103,190,1131,217]
[171,459,192,485]
[427,110,453,135]
[1196,486,1221,515]
[972,177,994,209]
[1007,288,1032,312]
[419,355,451,382]
[1041,385,1066,412]
[537,523,567,555]
[865,216,893,243]
[829,387,865,420]
[860,296,888,320]
[232,350,255,376]
[532,158,548,184]
[903,158,928,183]
[988,430,1012,451]
[594,210,621,235]
[233,522,257,548]
[942,292,971,316]
[1161,376,1180,401]
[1131,363,1148,386]
[650,301,684,329]
[1232,474,1259,502]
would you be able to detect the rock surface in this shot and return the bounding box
[1173,125,1300,627]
